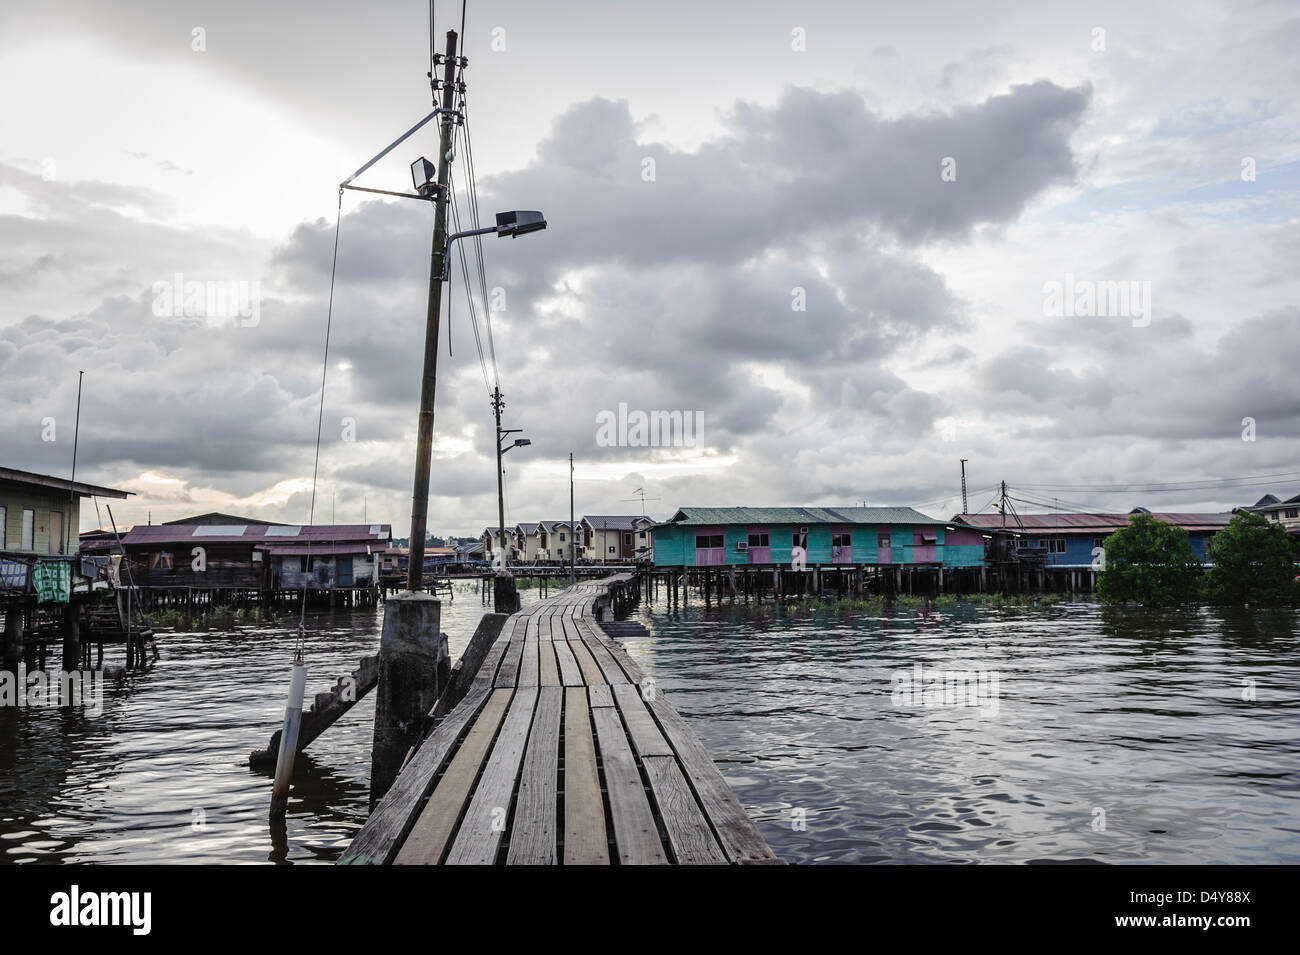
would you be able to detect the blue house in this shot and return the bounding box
[651,506,986,569]
[952,509,1232,566]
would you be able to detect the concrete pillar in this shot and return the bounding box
[492,575,520,614]
[370,591,449,807]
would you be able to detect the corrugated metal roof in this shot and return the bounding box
[582,515,653,531]
[122,523,391,545]
[662,506,943,526]
[262,543,381,556]
[955,513,1232,533]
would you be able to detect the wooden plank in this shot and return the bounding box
[537,639,560,687]
[340,682,493,865]
[552,637,583,687]
[494,637,525,688]
[445,686,539,865]
[587,683,615,708]
[612,683,674,757]
[642,755,728,864]
[506,685,562,865]
[518,639,539,688]
[643,692,777,863]
[562,686,608,865]
[393,688,514,865]
[578,630,631,684]
[470,627,516,690]
[590,705,667,865]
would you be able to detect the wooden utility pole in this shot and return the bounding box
[570,452,576,587]
[960,458,968,515]
[406,28,460,591]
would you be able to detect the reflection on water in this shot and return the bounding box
[0,583,524,864]
[617,597,1300,864]
[3,587,1297,864]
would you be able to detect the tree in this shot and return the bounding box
[1203,511,1298,604]
[1097,513,1201,606]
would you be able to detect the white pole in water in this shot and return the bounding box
[270,654,308,819]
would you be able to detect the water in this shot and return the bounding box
[618,596,1300,864]
[2,589,1297,864]
[0,583,536,864]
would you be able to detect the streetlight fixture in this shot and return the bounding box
[442,211,548,280]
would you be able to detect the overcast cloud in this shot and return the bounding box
[1,1,1297,535]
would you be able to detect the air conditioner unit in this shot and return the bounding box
[736,541,748,552]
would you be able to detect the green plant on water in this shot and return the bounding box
[1202,511,1299,606]
[1097,513,1202,607]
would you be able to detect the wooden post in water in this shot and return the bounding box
[370,590,447,806]
[62,601,80,673]
[269,656,308,819]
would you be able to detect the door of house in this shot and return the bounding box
[337,557,354,586]
[877,529,893,564]
[693,527,725,566]
[746,526,770,564]
[831,525,852,563]
[49,511,64,555]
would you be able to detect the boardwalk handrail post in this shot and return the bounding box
[492,387,524,614]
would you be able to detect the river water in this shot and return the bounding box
[2,587,1297,864]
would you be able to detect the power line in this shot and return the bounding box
[1015,469,1300,494]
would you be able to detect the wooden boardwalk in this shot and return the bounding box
[340,575,778,865]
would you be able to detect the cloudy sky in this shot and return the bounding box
[2,0,1298,537]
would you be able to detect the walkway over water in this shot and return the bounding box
[340,575,778,865]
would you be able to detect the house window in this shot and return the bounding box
[1048,538,1066,554]
[1287,509,1299,519]
[695,534,723,549]
[748,532,770,548]
[608,545,616,554]
[832,532,852,547]
[559,532,566,543]
[21,509,34,551]
[1093,538,1106,550]
[624,532,632,547]
[877,533,890,548]
[638,530,645,539]
[149,552,174,570]
[299,557,308,572]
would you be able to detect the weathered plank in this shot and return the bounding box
[506,685,562,865]
[587,683,615,708]
[537,639,560,687]
[494,637,525,688]
[562,686,608,865]
[612,682,674,758]
[393,687,514,865]
[552,637,583,686]
[591,705,667,865]
[518,638,539,688]
[642,755,728,864]
[445,686,539,865]
[339,682,493,865]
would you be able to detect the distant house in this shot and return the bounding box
[120,517,391,591]
[482,526,517,564]
[952,509,1232,565]
[1239,493,1300,536]
[582,515,655,562]
[540,520,580,563]
[513,522,543,563]
[1,466,131,558]
[651,506,985,568]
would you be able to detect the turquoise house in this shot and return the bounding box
[651,507,986,569]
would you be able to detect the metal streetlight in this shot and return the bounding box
[491,387,529,612]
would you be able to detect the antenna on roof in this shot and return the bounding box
[621,486,661,516]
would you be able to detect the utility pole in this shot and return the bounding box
[960,458,969,515]
[491,386,520,612]
[406,28,460,591]
[1000,480,1007,528]
[570,452,576,587]
[66,370,83,555]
